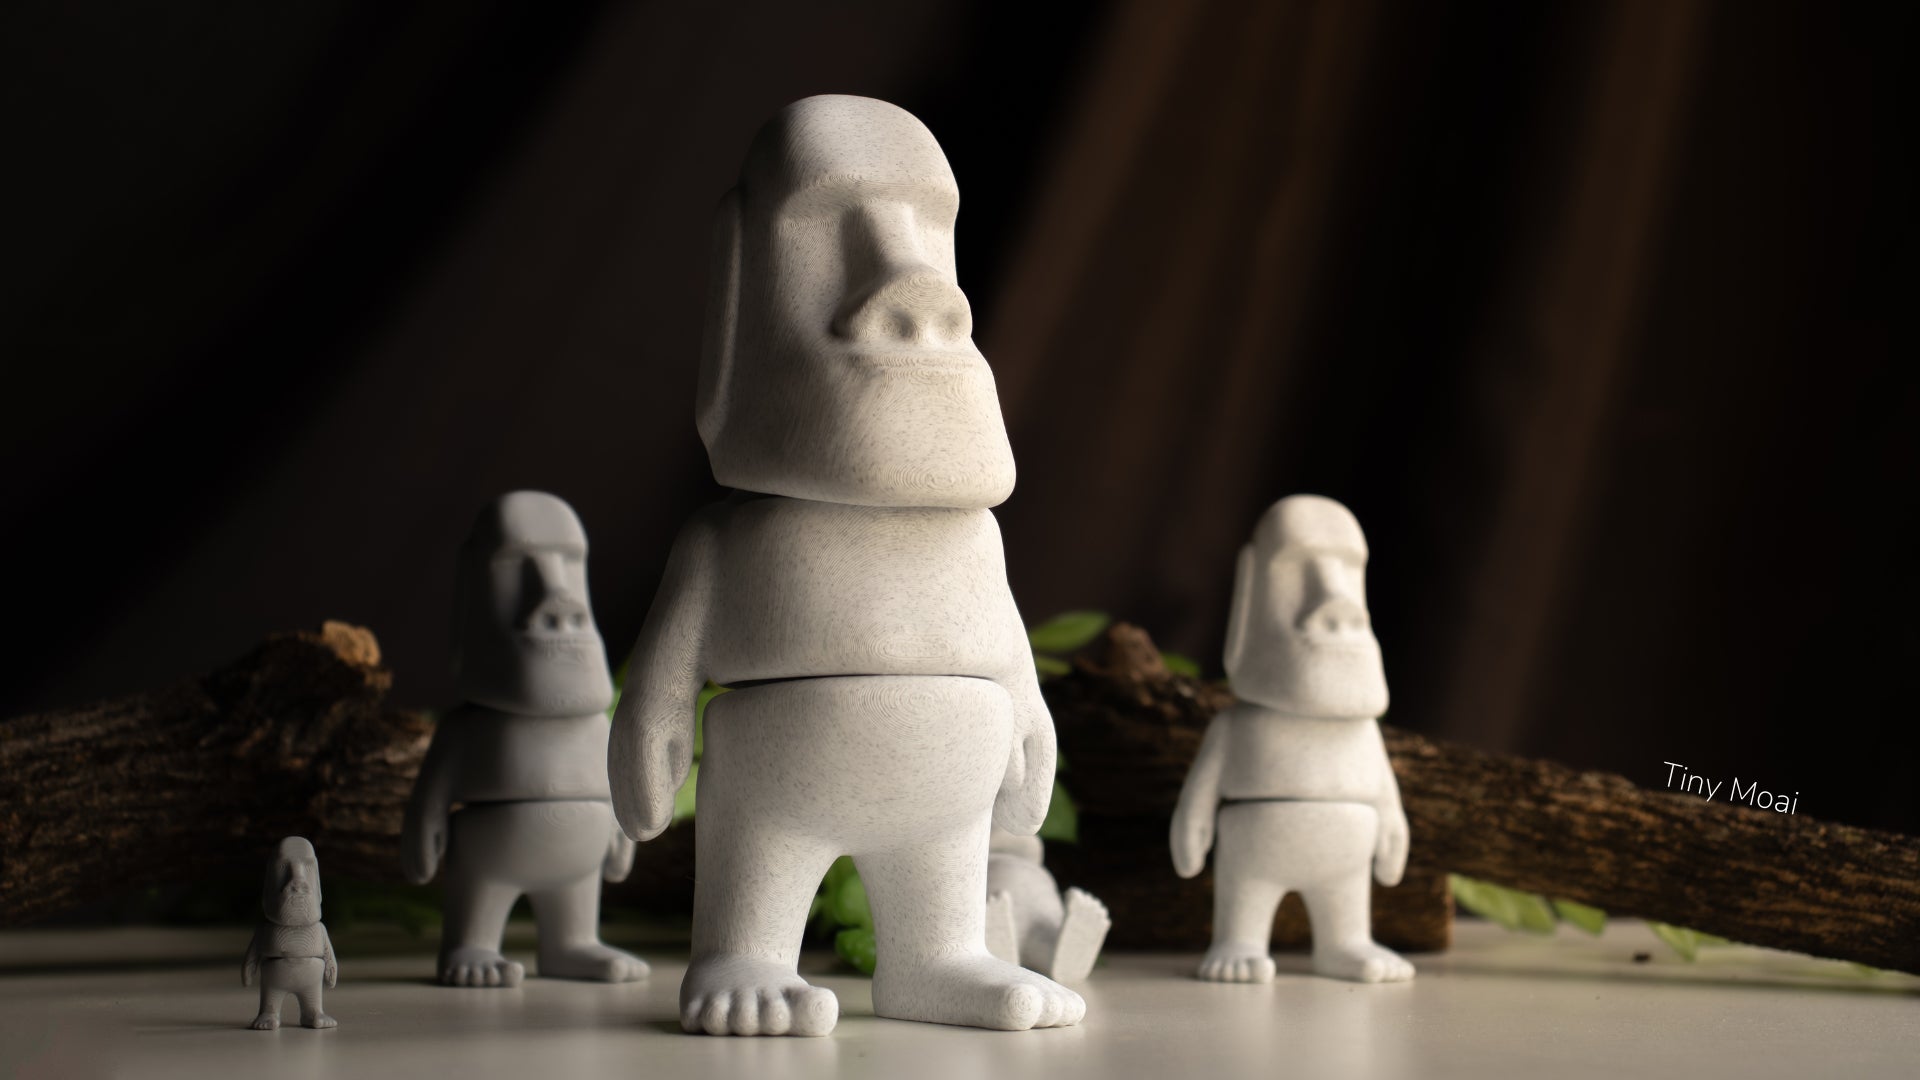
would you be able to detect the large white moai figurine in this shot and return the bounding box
[983,828,1111,984]
[610,95,1081,1037]
[243,837,338,1029]
[402,491,647,988]
[1170,495,1415,984]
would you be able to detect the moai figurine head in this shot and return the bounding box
[1223,495,1388,718]
[451,491,614,716]
[263,836,322,927]
[694,94,1017,508]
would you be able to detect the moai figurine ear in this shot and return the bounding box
[1170,495,1415,984]
[243,837,337,1029]
[983,828,1111,984]
[402,491,647,988]
[611,95,1081,1036]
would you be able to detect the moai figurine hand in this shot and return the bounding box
[1170,495,1415,984]
[402,491,647,988]
[243,837,338,1029]
[983,828,1111,984]
[611,95,1080,1037]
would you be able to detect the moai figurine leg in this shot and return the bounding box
[985,831,1110,983]
[1173,496,1415,985]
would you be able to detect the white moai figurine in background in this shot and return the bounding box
[402,491,647,988]
[611,95,1081,1037]
[1170,495,1415,984]
[243,837,338,1029]
[983,828,1111,984]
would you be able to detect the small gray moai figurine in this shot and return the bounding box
[983,828,1111,984]
[243,837,337,1029]
[402,491,647,988]
[1170,495,1415,984]
[611,95,1081,1037]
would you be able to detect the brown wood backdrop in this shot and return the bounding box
[3,0,1913,869]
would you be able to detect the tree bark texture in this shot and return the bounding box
[1044,624,1920,973]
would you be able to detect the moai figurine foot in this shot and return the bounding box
[611,95,1081,1037]
[402,491,647,988]
[983,829,1111,984]
[243,837,337,1029]
[1170,495,1415,984]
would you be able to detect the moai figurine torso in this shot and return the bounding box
[243,837,337,1029]
[610,95,1081,1037]
[1170,495,1415,983]
[402,491,647,987]
[983,828,1111,984]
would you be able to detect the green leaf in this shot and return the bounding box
[1160,651,1201,678]
[1034,655,1072,678]
[1690,930,1730,948]
[1027,611,1112,655]
[1847,962,1886,976]
[1038,778,1079,842]
[671,762,699,823]
[1551,898,1607,935]
[1647,921,1701,961]
[1449,874,1555,934]
[834,927,877,975]
[830,870,873,929]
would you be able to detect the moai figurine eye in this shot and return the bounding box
[401,491,647,988]
[983,828,1111,984]
[1170,495,1415,984]
[242,837,338,1029]
[610,95,1080,1036]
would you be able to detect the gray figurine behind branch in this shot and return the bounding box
[243,837,337,1029]
[401,492,646,988]
[1171,495,1415,984]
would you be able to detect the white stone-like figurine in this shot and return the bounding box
[1170,495,1415,984]
[402,491,647,988]
[983,828,1111,984]
[611,95,1081,1037]
[243,837,338,1029]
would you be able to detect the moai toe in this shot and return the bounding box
[680,957,838,1037]
[1197,944,1276,984]
[1314,942,1415,983]
[440,947,525,988]
[873,955,1085,1031]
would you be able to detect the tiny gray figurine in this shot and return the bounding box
[243,836,338,1029]
[402,491,646,987]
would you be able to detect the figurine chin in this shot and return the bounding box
[1232,640,1388,719]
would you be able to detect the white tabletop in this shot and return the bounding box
[1,920,1913,1079]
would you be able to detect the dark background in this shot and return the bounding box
[3,1,1913,834]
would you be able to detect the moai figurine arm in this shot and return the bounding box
[399,725,458,884]
[603,826,637,883]
[322,924,338,988]
[1171,715,1230,878]
[1371,724,1409,886]
[992,645,1059,836]
[610,513,716,842]
[242,925,261,987]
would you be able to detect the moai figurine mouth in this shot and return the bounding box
[611,95,1081,1037]
[401,491,647,988]
[243,837,338,1029]
[1170,495,1416,984]
[984,828,1111,984]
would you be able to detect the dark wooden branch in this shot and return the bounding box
[1,623,432,925]
[0,622,699,928]
[1044,624,1920,973]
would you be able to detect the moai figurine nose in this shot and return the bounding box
[242,837,338,1030]
[1171,495,1416,985]
[611,95,1080,1037]
[402,491,647,989]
